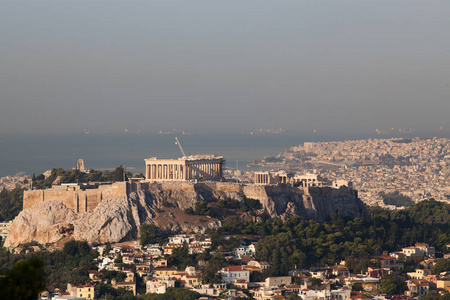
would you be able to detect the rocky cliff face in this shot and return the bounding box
[5,184,366,247]
[255,185,365,221]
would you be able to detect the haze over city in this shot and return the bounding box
[1,1,450,136]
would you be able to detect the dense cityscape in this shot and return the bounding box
[249,137,450,207]
[0,136,449,300]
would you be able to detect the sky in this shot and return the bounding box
[1,0,450,136]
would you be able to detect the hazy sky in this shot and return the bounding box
[1,1,450,135]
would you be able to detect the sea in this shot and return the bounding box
[0,131,447,178]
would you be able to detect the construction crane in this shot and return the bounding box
[175,137,186,158]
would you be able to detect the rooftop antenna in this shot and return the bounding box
[175,137,186,158]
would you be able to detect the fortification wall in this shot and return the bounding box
[23,182,128,213]
[23,190,45,210]
[160,182,196,192]
[21,181,364,222]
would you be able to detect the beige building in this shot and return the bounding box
[407,269,431,280]
[0,221,12,241]
[406,280,429,297]
[437,279,450,291]
[145,155,224,181]
[67,283,96,299]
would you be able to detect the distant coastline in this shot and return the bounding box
[1,131,449,178]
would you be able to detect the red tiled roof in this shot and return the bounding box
[76,283,95,288]
[380,256,396,260]
[222,265,247,272]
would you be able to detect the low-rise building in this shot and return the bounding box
[265,276,291,287]
[407,269,432,280]
[406,280,429,297]
[146,281,166,294]
[402,243,435,258]
[436,278,450,291]
[247,260,271,271]
[111,279,136,296]
[146,277,176,294]
[219,266,250,284]
[154,267,178,278]
[297,288,351,300]
[67,283,96,300]
[379,256,404,271]
[332,265,350,277]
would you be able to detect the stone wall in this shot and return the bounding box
[23,182,128,213]
[22,181,364,221]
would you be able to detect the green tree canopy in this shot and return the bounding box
[379,274,407,295]
[0,257,46,300]
[432,258,450,275]
[140,224,160,245]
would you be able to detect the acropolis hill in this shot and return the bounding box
[9,181,365,247]
[8,154,366,247]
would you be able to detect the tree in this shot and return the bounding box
[112,166,126,182]
[432,258,450,274]
[421,291,450,300]
[96,283,134,300]
[0,257,46,300]
[194,201,210,216]
[379,191,414,207]
[199,252,226,284]
[166,246,194,270]
[105,242,112,254]
[63,240,91,257]
[140,224,160,245]
[379,274,407,295]
[352,282,363,291]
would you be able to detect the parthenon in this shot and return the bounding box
[145,155,224,181]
